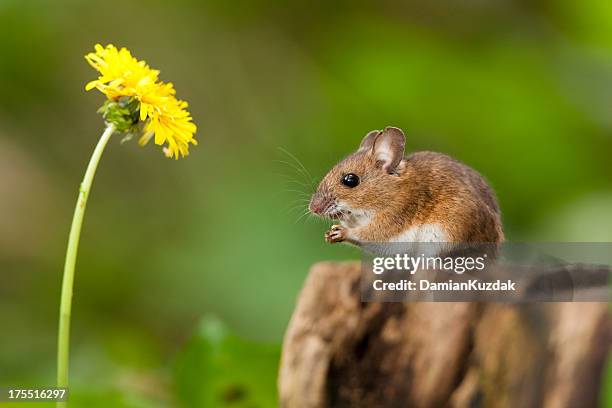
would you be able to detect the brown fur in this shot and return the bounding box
[310,128,504,244]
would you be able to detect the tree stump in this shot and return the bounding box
[278,261,611,408]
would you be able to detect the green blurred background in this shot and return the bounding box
[1,0,611,406]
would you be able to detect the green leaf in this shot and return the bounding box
[173,316,280,408]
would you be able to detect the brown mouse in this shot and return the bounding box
[309,127,504,245]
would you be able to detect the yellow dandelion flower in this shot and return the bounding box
[85,44,159,98]
[139,96,198,160]
[59,42,202,394]
[85,44,197,158]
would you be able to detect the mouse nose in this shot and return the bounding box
[309,192,332,215]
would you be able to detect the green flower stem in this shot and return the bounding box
[57,124,115,405]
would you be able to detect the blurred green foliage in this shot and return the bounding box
[174,317,279,407]
[0,0,611,406]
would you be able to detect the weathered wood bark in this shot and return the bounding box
[279,261,611,408]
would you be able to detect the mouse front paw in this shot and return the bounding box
[325,224,346,244]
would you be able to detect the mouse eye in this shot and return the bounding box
[341,173,360,188]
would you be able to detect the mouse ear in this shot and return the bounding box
[373,126,406,173]
[358,130,381,152]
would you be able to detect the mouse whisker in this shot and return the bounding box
[277,147,316,188]
[279,189,311,198]
[294,208,312,224]
[273,159,314,189]
[284,202,309,215]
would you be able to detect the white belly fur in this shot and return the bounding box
[390,223,448,243]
